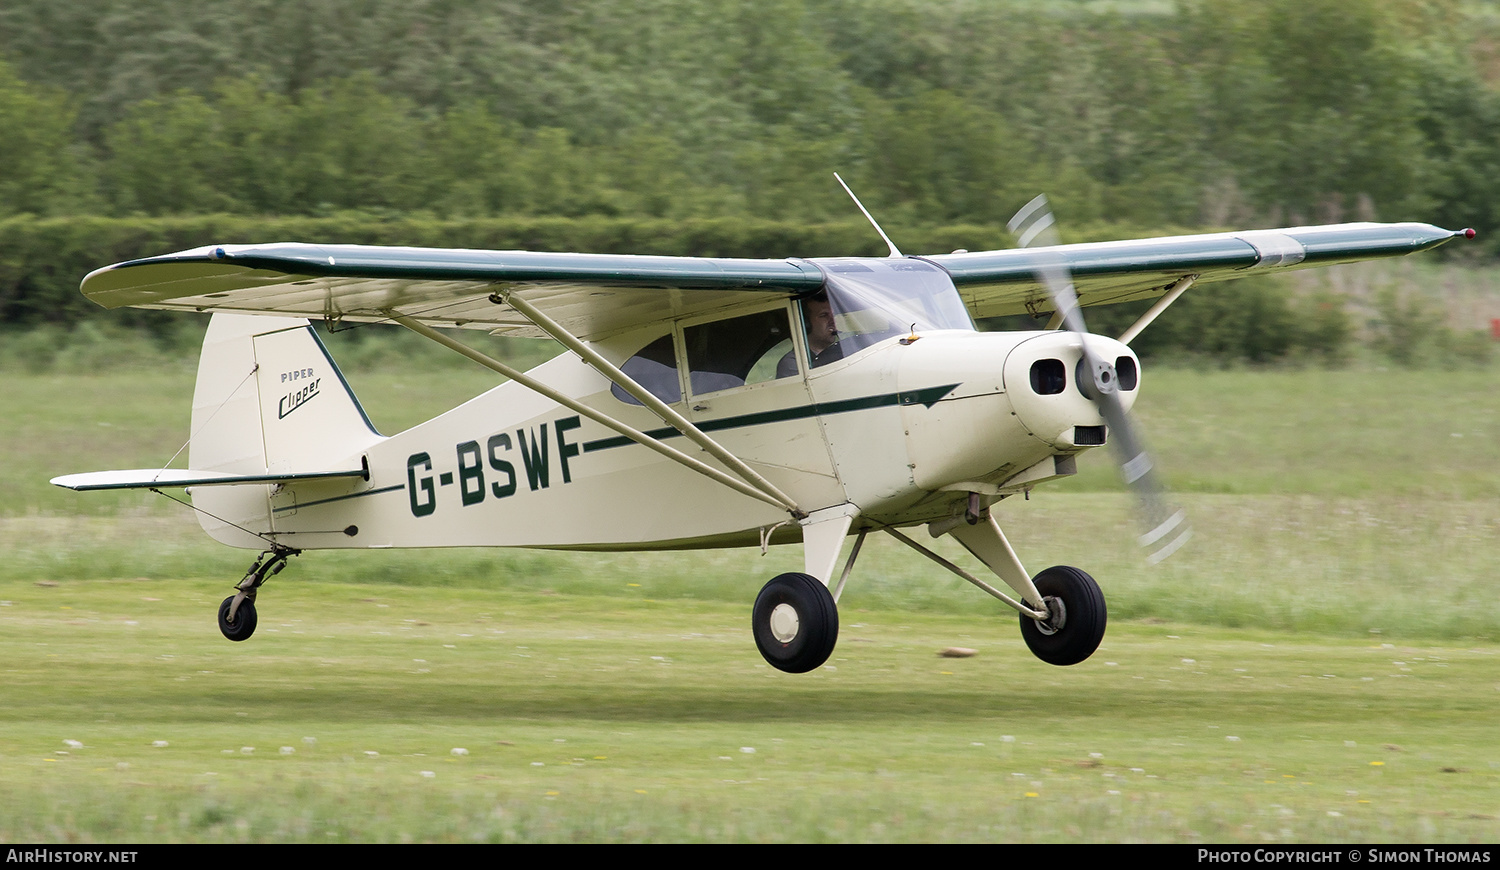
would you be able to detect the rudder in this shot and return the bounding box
[188,314,382,547]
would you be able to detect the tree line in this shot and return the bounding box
[1,0,1494,368]
[2,0,1498,239]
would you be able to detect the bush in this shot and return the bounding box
[1370,283,1443,366]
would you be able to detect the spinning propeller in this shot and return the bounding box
[1008,195,1191,563]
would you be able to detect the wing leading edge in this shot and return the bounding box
[78,222,1470,337]
[81,244,825,341]
[925,222,1470,319]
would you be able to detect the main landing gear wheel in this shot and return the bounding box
[752,572,839,673]
[218,595,258,642]
[1019,565,1106,666]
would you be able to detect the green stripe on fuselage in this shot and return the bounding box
[268,383,961,515]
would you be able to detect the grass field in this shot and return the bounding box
[2,353,1498,842]
[2,578,1497,843]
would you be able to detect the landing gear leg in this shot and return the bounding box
[218,546,298,642]
[908,512,1106,666]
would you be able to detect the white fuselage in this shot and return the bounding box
[212,322,1138,552]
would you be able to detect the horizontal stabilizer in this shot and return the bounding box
[50,467,366,492]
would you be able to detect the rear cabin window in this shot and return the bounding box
[611,334,681,406]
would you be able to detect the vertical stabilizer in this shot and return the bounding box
[188,313,382,547]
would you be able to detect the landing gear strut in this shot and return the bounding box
[890,512,1108,666]
[218,546,298,642]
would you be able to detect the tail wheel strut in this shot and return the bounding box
[219,546,298,642]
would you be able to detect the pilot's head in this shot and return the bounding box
[803,293,838,354]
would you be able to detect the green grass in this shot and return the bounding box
[3,359,1499,841]
[1063,366,1500,498]
[4,490,1497,642]
[2,577,1497,842]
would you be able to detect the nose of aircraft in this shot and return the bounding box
[1003,331,1140,450]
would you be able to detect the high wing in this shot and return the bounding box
[79,222,1468,336]
[925,222,1470,319]
[81,244,824,340]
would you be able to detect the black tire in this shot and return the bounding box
[1019,566,1105,666]
[218,595,258,642]
[752,572,839,673]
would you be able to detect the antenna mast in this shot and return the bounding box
[834,173,902,258]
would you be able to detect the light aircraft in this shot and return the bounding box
[52,194,1472,672]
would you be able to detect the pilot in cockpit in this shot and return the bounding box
[777,292,843,378]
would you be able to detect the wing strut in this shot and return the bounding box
[1117,275,1197,345]
[387,312,803,516]
[497,293,807,517]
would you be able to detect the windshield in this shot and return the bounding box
[807,258,973,359]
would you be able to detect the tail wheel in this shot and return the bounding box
[752,572,838,673]
[218,596,258,642]
[1019,566,1105,666]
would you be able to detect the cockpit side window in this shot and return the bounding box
[683,308,796,395]
[611,333,681,406]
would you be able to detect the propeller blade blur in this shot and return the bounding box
[1008,195,1192,563]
